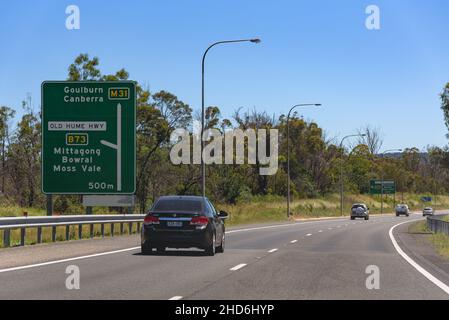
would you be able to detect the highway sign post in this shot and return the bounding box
[42,81,136,194]
[370,180,396,215]
[370,180,395,195]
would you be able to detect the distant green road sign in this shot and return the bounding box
[370,180,395,195]
[42,81,136,194]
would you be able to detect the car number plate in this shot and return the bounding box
[167,221,183,227]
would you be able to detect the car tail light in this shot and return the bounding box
[144,215,159,225]
[190,216,209,226]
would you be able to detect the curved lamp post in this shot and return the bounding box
[339,133,366,216]
[201,38,261,197]
[286,103,321,217]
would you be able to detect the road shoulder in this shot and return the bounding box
[393,221,449,291]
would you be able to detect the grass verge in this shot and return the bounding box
[409,221,449,260]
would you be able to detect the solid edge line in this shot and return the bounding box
[230,263,247,271]
[0,246,140,273]
[389,220,449,295]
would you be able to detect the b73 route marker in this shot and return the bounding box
[41,81,136,194]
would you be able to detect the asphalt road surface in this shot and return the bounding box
[0,213,448,300]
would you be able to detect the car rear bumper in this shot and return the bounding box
[351,213,368,218]
[141,226,212,249]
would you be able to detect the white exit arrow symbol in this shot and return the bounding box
[100,103,122,191]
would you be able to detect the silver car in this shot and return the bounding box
[423,207,434,216]
[350,203,369,220]
[395,204,410,217]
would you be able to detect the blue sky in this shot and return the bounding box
[0,0,448,151]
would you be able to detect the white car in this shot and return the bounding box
[423,207,434,216]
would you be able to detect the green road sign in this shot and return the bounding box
[42,81,136,194]
[370,180,395,195]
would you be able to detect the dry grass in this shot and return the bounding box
[221,193,449,226]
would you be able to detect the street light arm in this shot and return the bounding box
[202,39,261,67]
[339,133,366,149]
[287,103,321,122]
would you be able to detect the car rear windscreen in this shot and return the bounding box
[153,199,203,212]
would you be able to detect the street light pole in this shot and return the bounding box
[379,148,402,214]
[286,103,321,217]
[339,134,366,216]
[201,38,261,198]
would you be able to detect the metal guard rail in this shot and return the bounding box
[427,214,449,235]
[0,215,145,248]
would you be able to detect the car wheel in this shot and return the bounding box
[141,243,153,255]
[156,246,166,254]
[216,232,225,253]
[365,216,369,220]
[350,217,355,220]
[205,233,216,256]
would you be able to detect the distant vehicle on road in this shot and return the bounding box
[350,203,369,220]
[141,195,228,256]
[395,204,410,217]
[423,207,434,216]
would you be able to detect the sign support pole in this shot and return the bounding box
[46,194,52,216]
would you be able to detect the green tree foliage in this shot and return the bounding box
[0,56,447,213]
[441,82,449,137]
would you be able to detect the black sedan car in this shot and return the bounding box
[141,196,228,256]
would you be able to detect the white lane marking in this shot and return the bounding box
[169,296,183,300]
[306,233,312,236]
[268,248,278,253]
[328,227,333,230]
[290,240,298,243]
[226,218,347,235]
[318,230,323,233]
[0,218,349,274]
[0,246,140,274]
[230,263,247,271]
[389,220,449,296]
